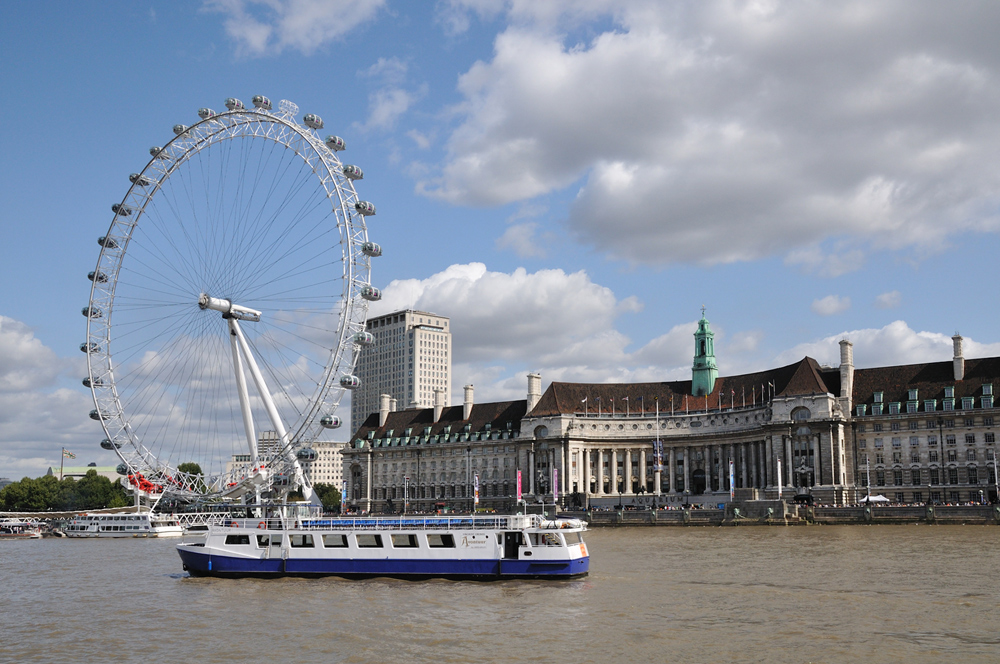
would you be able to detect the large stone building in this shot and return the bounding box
[350,310,452,431]
[343,312,999,512]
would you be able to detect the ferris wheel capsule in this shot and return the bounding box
[355,201,376,216]
[360,285,381,301]
[303,113,324,130]
[295,448,318,462]
[149,146,170,160]
[82,306,103,319]
[252,95,272,110]
[324,135,345,151]
[342,165,363,180]
[89,409,103,421]
[353,331,375,347]
[339,375,361,389]
[100,438,122,450]
[98,236,118,249]
[82,376,104,388]
[116,463,129,475]
[88,270,108,283]
[198,108,216,119]
[225,97,244,110]
[129,173,153,187]
[111,203,132,216]
[173,124,189,136]
[80,342,101,354]
[320,415,343,428]
[361,242,382,257]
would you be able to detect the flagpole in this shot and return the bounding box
[60,447,64,481]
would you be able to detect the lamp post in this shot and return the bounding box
[416,448,422,513]
[993,453,999,504]
[617,475,623,510]
[403,476,409,515]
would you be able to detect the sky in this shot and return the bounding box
[3,0,1000,478]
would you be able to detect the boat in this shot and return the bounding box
[0,518,42,540]
[176,513,590,579]
[64,512,183,538]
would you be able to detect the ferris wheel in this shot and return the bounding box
[82,96,381,503]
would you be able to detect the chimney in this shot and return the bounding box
[839,339,854,401]
[433,389,445,423]
[953,333,965,381]
[378,393,391,427]
[463,384,474,420]
[389,397,397,413]
[527,372,542,413]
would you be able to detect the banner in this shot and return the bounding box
[516,469,522,501]
[341,479,347,514]
[729,459,735,500]
[653,440,663,472]
[552,468,559,502]
[777,458,783,499]
[474,473,480,506]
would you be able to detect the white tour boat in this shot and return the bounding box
[65,512,183,538]
[0,518,42,540]
[177,513,589,580]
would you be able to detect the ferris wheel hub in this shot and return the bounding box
[198,293,261,322]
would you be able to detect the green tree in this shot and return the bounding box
[312,483,341,512]
[176,462,206,492]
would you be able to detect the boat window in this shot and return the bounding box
[531,533,562,546]
[256,534,270,548]
[391,534,418,548]
[225,534,251,545]
[563,532,583,545]
[356,534,383,548]
[426,533,455,548]
[322,534,348,548]
[289,534,315,548]
[270,535,282,547]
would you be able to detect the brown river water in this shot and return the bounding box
[2,525,998,663]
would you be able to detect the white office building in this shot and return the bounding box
[351,310,451,429]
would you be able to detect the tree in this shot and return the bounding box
[176,462,206,493]
[312,483,341,512]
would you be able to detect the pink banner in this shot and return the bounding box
[553,468,559,502]
[516,469,522,501]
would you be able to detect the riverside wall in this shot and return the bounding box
[576,503,1000,527]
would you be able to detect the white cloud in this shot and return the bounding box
[359,87,421,131]
[775,320,1000,369]
[875,290,902,309]
[496,222,546,258]
[421,1,1000,269]
[811,295,851,316]
[206,0,384,56]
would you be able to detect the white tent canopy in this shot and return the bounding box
[859,494,891,503]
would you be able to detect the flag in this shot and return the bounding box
[63,449,76,459]
[516,469,522,501]
[474,473,480,506]
[581,397,587,403]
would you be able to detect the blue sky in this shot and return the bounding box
[3,0,1000,478]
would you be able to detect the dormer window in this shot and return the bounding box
[484,423,492,431]
[925,399,937,412]
[943,399,954,411]
[984,384,993,396]
[944,386,955,398]
[856,404,867,416]
[982,396,994,409]
[888,403,900,415]
[874,391,884,403]
[443,426,451,434]
[908,389,919,401]
[962,397,974,410]
[872,403,884,415]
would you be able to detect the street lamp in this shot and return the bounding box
[415,448,423,513]
[404,476,409,515]
[466,446,472,514]
[937,417,945,504]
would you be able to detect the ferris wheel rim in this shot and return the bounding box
[84,98,375,500]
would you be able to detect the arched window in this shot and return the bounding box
[791,407,811,421]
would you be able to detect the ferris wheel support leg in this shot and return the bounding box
[229,318,315,504]
[228,322,259,468]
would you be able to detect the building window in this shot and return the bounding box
[929,450,939,462]
[909,420,919,430]
[913,491,923,503]
[908,389,919,401]
[891,421,900,431]
[875,452,885,464]
[874,391,884,403]
[874,438,884,448]
[889,403,900,415]
[986,433,996,444]
[929,469,939,484]
[964,418,975,428]
[909,436,919,447]
[965,433,975,445]
[926,419,936,429]
[988,449,996,461]
[984,384,994,396]
[907,402,917,414]
[892,437,901,448]
[873,423,883,432]
[949,468,959,485]
[873,403,884,415]
[962,397,975,410]
[946,435,956,446]
[893,470,903,486]
[928,435,937,447]
[858,423,867,432]
[947,450,957,462]
[925,401,937,413]
[876,470,886,486]
[945,386,955,398]
[910,451,920,463]
[856,405,867,417]
[892,451,902,464]
[985,417,994,427]
[982,396,994,409]
[967,449,977,462]
[859,440,867,449]
[943,399,954,411]
[945,419,955,428]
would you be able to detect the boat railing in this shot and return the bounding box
[217,514,544,531]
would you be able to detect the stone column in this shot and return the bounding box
[765,435,773,490]
[610,448,618,493]
[785,436,793,486]
[529,447,536,495]
[741,443,748,489]
[624,448,632,493]
[640,448,647,492]
[581,449,589,499]
[668,446,676,494]
[683,447,691,494]
[598,449,606,495]
[706,445,713,493]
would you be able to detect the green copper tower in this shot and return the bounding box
[692,306,718,397]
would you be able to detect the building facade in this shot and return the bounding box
[351,310,451,431]
[344,315,999,512]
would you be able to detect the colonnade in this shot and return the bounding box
[578,440,771,496]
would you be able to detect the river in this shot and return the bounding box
[2,525,998,663]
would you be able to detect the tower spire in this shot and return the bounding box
[692,307,718,397]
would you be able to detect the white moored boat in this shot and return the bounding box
[177,513,589,580]
[0,518,42,540]
[65,512,183,538]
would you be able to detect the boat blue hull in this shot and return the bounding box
[178,547,589,580]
